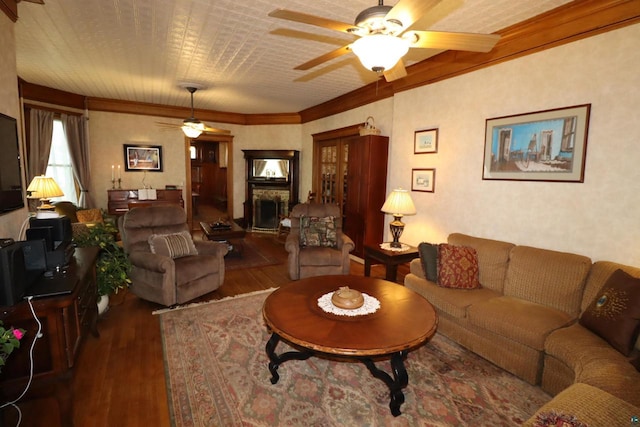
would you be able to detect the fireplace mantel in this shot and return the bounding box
[243,150,299,229]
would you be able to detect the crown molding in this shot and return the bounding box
[1,0,17,22]
[17,0,640,126]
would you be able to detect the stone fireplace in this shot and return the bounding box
[243,149,299,230]
[252,188,290,231]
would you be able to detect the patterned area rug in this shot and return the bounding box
[224,238,278,270]
[159,290,551,426]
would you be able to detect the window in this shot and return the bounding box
[46,119,76,204]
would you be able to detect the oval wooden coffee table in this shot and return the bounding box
[262,275,438,416]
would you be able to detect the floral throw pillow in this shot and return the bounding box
[532,411,588,427]
[579,269,640,356]
[437,243,481,289]
[299,215,337,248]
[148,231,198,259]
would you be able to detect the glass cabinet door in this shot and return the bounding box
[316,140,348,210]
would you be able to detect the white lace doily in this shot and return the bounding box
[380,242,410,252]
[317,291,380,316]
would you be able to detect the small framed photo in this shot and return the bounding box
[412,168,435,193]
[124,144,163,172]
[414,128,438,154]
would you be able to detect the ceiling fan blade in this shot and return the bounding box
[269,9,355,34]
[156,121,180,128]
[383,60,408,82]
[386,0,443,31]
[294,45,352,71]
[18,0,45,3]
[203,126,231,135]
[406,30,500,53]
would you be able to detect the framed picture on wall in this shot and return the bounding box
[482,104,590,182]
[123,144,163,172]
[414,128,438,154]
[412,168,435,192]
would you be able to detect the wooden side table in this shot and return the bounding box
[364,244,420,283]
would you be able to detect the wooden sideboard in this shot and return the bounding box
[107,188,184,215]
[0,246,100,427]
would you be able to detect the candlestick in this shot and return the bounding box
[111,178,115,189]
[111,165,115,180]
[118,165,121,179]
[117,178,122,189]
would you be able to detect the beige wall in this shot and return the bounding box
[389,23,640,266]
[88,112,303,218]
[0,14,29,240]
[3,15,639,267]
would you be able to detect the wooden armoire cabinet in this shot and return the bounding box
[313,127,388,257]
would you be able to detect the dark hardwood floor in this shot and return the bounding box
[2,208,408,427]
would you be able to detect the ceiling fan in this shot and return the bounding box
[269,0,500,82]
[156,85,231,139]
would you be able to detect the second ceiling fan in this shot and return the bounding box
[270,0,500,82]
[156,85,231,138]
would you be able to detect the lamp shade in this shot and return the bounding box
[27,175,64,200]
[351,34,409,72]
[381,188,416,216]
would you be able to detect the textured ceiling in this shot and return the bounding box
[14,0,573,115]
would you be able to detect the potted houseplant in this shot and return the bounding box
[74,221,131,313]
[0,321,25,373]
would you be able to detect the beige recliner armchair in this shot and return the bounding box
[118,205,228,306]
[285,203,355,280]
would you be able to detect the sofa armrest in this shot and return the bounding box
[339,233,355,254]
[523,383,640,427]
[129,251,174,273]
[409,258,426,280]
[194,240,229,257]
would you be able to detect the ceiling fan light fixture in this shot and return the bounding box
[352,34,409,73]
[182,119,205,138]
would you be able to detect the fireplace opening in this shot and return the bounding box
[254,198,280,230]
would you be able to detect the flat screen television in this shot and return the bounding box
[0,112,24,214]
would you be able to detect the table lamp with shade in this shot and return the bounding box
[381,188,416,248]
[27,175,64,218]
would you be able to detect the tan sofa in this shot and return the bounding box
[404,233,640,425]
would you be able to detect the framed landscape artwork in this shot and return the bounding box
[412,168,435,192]
[124,144,163,172]
[482,104,590,182]
[414,128,438,154]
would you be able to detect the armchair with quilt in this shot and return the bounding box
[285,203,355,280]
[118,205,228,306]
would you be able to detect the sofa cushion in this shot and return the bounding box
[545,323,630,372]
[299,215,337,248]
[579,269,640,356]
[418,242,438,282]
[148,231,198,259]
[448,233,514,293]
[299,246,343,266]
[437,243,481,289]
[404,274,500,318]
[467,296,573,350]
[504,246,591,317]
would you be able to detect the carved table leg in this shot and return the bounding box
[362,350,409,417]
[265,333,312,384]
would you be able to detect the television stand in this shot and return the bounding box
[0,246,100,427]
